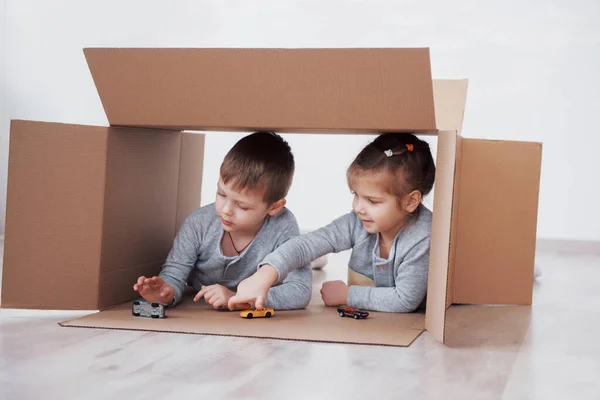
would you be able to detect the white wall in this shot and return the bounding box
[3,0,600,241]
[0,0,7,235]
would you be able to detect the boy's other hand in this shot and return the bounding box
[194,284,236,310]
[133,276,174,305]
[227,265,278,311]
[320,280,349,306]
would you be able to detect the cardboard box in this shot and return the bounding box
[1,48,542,344]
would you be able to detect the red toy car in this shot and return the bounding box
[337,306,369,319]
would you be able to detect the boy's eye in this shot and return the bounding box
[217,192,225,197]
[368,199,379,204]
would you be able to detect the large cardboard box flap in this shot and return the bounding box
[426,132,542,342]
[1,120,205,310]
[452,139,542,305]
[432,79,468,133]
[84,47,437,133]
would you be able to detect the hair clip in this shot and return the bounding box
[384,149,394,157]
[405,144,414,152]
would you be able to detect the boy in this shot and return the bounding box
[133,132,312,310]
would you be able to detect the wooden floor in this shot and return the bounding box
[1,245,600,399]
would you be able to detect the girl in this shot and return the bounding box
[228,133,435,313]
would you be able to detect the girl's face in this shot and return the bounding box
[350,173,412,238]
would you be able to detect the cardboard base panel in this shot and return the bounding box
[60,293,425,347]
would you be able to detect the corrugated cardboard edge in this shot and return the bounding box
[425,130,458,343]
[58,320,425,348]
[446,133,463,308]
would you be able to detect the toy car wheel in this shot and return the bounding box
[265,312,272,318]
[354,314,359,319]
[339,312,345,317]
[151,302,160,308]
[151,314,159,319]
[132,311,140,317]
[246,313,253,319]
[133,300,141,306]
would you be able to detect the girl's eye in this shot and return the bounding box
[217,192,225,198]
[239,206,249,211]
[368,199,379,204]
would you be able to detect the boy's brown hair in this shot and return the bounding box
[220,132,295,205]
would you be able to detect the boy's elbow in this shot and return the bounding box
[289,284,312,310]
[298,290,311,309]
[292,284,312,309]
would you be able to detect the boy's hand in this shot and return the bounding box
[320,280,349,306]
[194,284,236,310]
[227,265,279,311]
[133,276,175,305]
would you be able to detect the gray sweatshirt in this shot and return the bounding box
[260,205,432,313]
[159,203,312,309]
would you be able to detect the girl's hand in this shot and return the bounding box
[194,284,235,310]
[320,280,349,306]
[133,276,175,305]
[227,265,278,311]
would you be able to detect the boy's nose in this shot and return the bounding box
[223,202,233,215]
[353,202,366,215]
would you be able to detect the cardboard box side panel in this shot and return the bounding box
[175,132,205,232]
[424,130,457,343]
[1,120,108,310]
[98,128,182,308]
[84,48,436,132]
[453,139,542,305]
[98,261,164,310]
[432,79,468,133]
[446,133,463,308]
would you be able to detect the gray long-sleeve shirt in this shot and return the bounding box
[159,203,312,310]
[260,205,432,313]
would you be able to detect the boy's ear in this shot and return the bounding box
[404,190,422,214]
[267,199,286,216]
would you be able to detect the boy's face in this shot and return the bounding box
[215,178,283,234]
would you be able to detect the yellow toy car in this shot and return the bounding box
[240,308,275,319]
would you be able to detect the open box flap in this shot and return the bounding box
[452,139,542,305]
[1,120,108,309]
[1,121,205,310]
[84,48,437,133]
[433,79,468,133]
